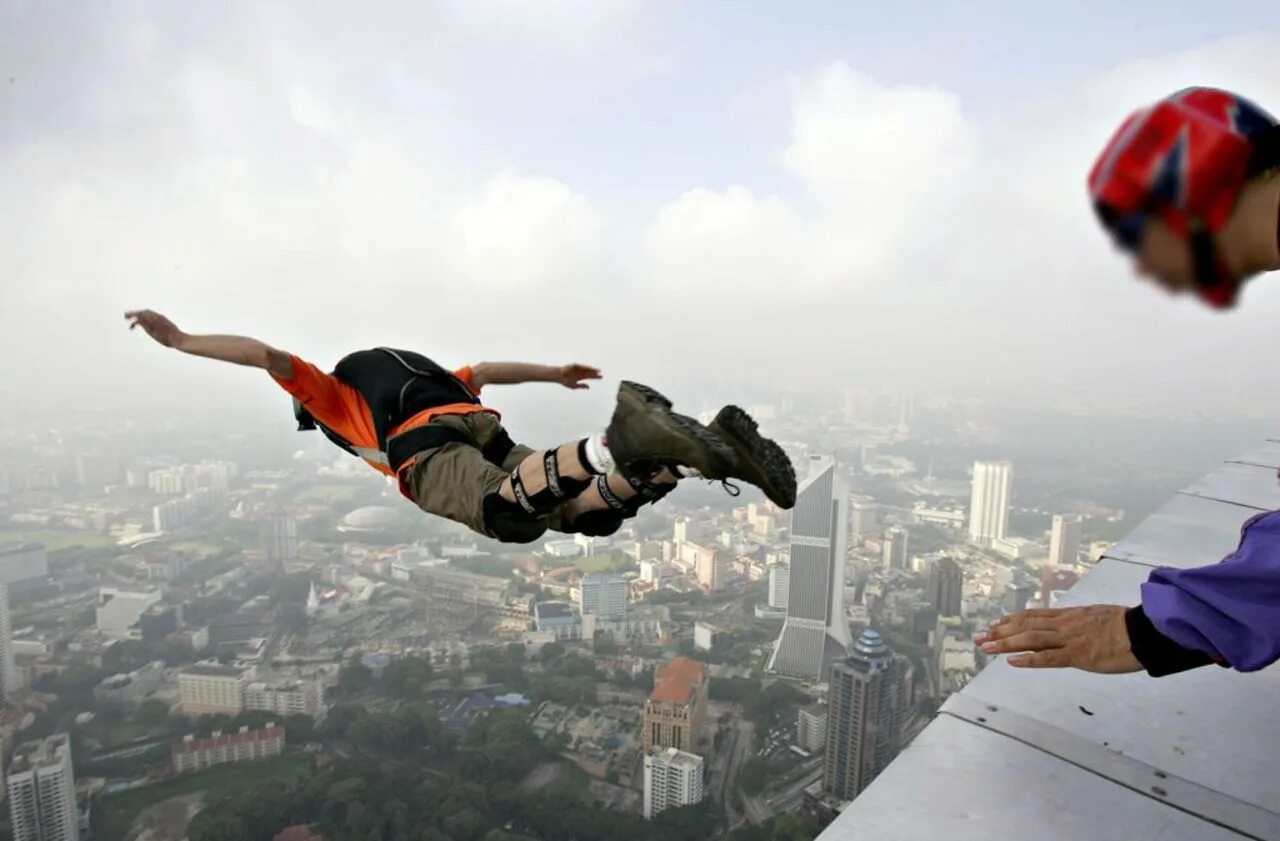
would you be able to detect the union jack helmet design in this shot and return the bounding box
[1088,87,1278,307]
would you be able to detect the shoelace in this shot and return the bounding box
[720,479,741,497]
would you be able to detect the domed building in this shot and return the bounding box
[338,505,400,534]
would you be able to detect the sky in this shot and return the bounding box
[4,1,1280,430]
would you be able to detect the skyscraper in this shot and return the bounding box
[695,549,727,592]
[768,457,852,681]
[824,630,911,802]
[767,565,790,609]
[7,734,77,841]
[968,461,1012,545]
[1049,513,1084,567]
[580,573,628,619]
[849,496,878,538]
[881,527,909,570]
[262,511,299,567]
[0,543,48,700]
[927,557,964,617]
[643,747,705,819]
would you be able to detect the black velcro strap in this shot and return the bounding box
[596,474,628,511]
[544,450,565,499]
[386,423,471,473]
[627,474,670,502]
[483,428,516,467]
[510,468,537,514]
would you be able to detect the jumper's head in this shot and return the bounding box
[1088,87,1280,309]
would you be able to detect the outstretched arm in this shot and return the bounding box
[125,310,292,378]
[471,361,601,390]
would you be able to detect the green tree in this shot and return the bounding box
[383,655,434,700]
[337,654,374,695]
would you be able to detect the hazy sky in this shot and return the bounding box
[4,1,1280,426]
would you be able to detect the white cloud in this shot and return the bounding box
[643,63,977,294]
[451,170,605,290]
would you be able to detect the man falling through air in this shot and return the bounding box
[125,310,797,543]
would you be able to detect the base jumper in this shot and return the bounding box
[125,310,797,543]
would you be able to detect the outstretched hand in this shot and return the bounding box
[974,604,1142,674]
[125,310,185,348]
[558,364,602,390]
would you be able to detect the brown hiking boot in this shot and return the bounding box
[707,406,797,509]
[607,382,733,481]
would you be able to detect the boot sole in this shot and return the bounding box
[611,382,732,478]
[714,406,797,509]
[620,380,673,409]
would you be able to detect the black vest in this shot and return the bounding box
[293,348,479,471]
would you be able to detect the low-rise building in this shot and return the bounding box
[179,663,252,716]
[93,661,167,709]
[171,723,284,774]
[797,703,828,753]
[533,602,580,641]
[244,678,325,720]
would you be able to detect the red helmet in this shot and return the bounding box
[1088,87,1279,308]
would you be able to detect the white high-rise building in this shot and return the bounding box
[768,457,852,681]
[7,734,77,841]
[968,461,1013,545]
[1049,514,1084,567]
[643,747,705,819]
[767,565,791,610]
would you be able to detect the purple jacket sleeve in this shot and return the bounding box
[1140,510,1280,672]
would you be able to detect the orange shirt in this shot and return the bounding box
[271,354,497,478]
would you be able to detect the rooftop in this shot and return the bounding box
[181,663,248,678]
[819,439,1280,841]
[175,723,283,754]
[535,601,575,620]
[649,657,705,705]
[9,733,70,773]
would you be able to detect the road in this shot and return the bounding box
[714,718,754,826]
[742,757,829,824]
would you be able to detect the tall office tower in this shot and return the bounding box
[673,517,689,548]
[767,564,791,609]
[881,527,909,570]
[7,734,77,841]
[1049,513,1084,567]
[849,496,878,538]
[927,557,964,617]
[262,511,299,567]
[968,461,1013,545]
[580,573,628,620]
[696,550,727,592]
[768,457,852,681]
[643,747,705,819]
[0,543,48,700]
[824,630,910,802]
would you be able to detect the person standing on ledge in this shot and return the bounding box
[978,87,1280,677]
